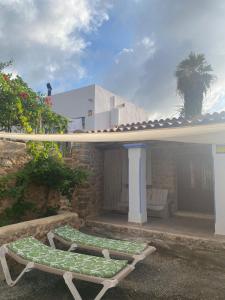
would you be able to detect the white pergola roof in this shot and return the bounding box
[1,123,225,144]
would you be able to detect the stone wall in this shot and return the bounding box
[0,212,80,281]
[0,212,79,245]
[0,140,71,218]
[0,140,104,221]
[0,140,28,214]
[70,143,104,218]
[151,143,178,213]
[151,142,213,213]
[0,140,27,176]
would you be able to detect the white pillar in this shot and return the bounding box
[124,144,147,224]
[213,144,225,235]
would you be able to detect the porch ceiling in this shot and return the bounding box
[1,123,225,144]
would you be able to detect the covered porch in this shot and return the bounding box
[2,112,225,236]
[87,211,215,239]
[102,140,216,237]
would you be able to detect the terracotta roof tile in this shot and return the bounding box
[88,111,225,133]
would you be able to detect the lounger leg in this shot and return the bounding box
[131,254,143,267]
[63,272,82,300]
[63,272,118,300]
[102,249,110,259]
[0,246,34,287]
[68,243,78,252]
[132,246,156,267]
[47,231,56,249]
[94,279,118,300]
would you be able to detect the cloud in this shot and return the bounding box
[103,0,225,119]
[115,48,134,64]
[140,37,154,50]
[104,35,156,106]
[0,0,110,92]
[1,0,225,120]
[204,79,225,113]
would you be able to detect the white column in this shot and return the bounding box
[124,144,147,224]
[213,144,225,235]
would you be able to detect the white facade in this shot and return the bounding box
[52,85,148,131]
[213,145,225,235]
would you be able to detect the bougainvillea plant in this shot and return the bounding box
[0,66,67,134]
[0,62,88,226]
[0,61,68,158]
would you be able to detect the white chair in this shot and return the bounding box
[147,188,169,218]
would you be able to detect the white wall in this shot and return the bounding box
[118,101,148,125]
[94,111,111,130]
[110,108,119,127]
[52,84,148,131]
[85,115,95,131]
[94,85,112,114]
[213,145,225,235]
[52,84,95,119]
[94,85,148,129]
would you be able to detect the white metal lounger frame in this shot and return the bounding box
[0,244,134,300]
[47,231,156,267]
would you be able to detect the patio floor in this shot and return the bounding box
[1,241,225,299]
[2,228,225,300]
[87,211,216,239]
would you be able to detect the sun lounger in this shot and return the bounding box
[0,237,134,300]
[47,225,156,266]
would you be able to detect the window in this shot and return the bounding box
[82,117,85,129]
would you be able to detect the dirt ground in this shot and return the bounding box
[1,249,225,300]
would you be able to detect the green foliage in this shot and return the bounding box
[0,61,68,133]
[0,201,36,227]
[0,60,68,162]
[0,61,88,226]
[16,156,88,200]
[0,172,16,198]
[27,141,63,161]
[175,52,215,118]
[0,156,88,226]
[0,60,13,72]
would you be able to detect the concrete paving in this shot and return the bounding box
[88,213,216,238]
[1,250,225,300]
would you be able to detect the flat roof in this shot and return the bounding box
[1,122,225,144]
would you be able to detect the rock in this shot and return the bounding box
[0,159,13,167]
[0,140,26,155]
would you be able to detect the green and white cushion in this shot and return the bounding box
[8,237,128,278]
[53,226,147,255]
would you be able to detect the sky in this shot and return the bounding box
[0,0,225,119]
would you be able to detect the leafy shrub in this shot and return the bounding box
[17,156,88,201]
[0,61,88,226]
[0,200,36,227]
[0,61,68,133]
[0,157,88,226]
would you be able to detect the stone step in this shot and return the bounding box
[85,218,225,270]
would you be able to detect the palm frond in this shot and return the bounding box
[175,52,215,118]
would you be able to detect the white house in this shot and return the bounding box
[52,84,148,132]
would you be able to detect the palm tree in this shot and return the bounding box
[175,52,215,118]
